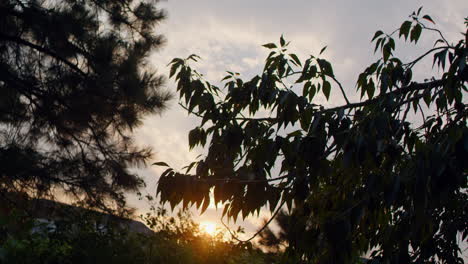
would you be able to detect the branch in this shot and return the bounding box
[330,76,350,105]
[0,33,88,77]
[185,174,291,184]
[221,199,286,243]
[420,23,451,47]
[179,103,277,122]
[403,46,449,69]
[319,79,445,115]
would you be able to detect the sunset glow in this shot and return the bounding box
[200,221,217,236]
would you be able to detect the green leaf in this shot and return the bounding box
[399,21,412,40]
[410,24,422,43]
[372,30,384,41]
[262,43,277,49]
[187,54,201,62]
[319,46,327,55]
[289,53,302,66]
[423,92,432,107]
[153,161,170,167]
[167,57,183,66]
[169,64,178,78]
[323,80,331,100]
[374,38,383,53]
[221,74,232,81]
[309,84,317,101]
[303,81,311,97]
[280,35,286,47]
[388,38,395,51]
[383,43,391,62]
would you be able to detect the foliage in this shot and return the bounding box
[0,199,271,264]
[158,8,468,263]
[257,208,367,264]
[0,0,171,211]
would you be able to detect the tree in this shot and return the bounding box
[0,197,272,264]
[257,208,368,263]
[257,209,315,261]
[158,9,467,263]
[0,0,170,212]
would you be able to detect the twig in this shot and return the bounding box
[330,76,350,105]
[221,199,286,243]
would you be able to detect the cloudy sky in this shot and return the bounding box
[127,0,467,241]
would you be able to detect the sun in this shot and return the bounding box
[200,221,217,236]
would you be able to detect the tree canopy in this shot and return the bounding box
[0,0,170,212]
[158,9,467,263]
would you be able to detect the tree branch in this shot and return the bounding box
[0,33,88,77]
[330,76,350,105]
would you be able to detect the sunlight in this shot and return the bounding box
[200,221,217,236]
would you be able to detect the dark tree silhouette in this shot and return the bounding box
[158,9,467,263]
[258,209,311,255]
[0,0,170,212]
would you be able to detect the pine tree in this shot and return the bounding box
[0,0,170,212]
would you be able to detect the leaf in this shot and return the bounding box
[167,58,183,66]
[372,30,384,42]
[319,46,327,55]
[169,64,178,78]
[184,161,197,173]
[153,161,170,167]
[307,65,318,79]
[289,53,302,67]
[280,35,286,47]
[201,196,210,214]
[433,39,444,47]
[366,78,375,99]
[309,84,317,101]
[221,74,232,81]
[188,127,199,149]
[267,189,280,212]
[187,54,201,62]
[399,21,412,40]
[388,38,395,51]
[337,108,345,120]
[410,24,422,43]
[417,6,423,16]
[383,43,392,62]
[287,130,303,137]
[317,59,334,77]
[300,106,313,130]
[303,81,311,97]
[423,92,432,107]
[374,38,383,53]
[262,43,277,49]
[323,80,331,100]
[422,15,435,24]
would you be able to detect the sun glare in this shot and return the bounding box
[200,221,217,236]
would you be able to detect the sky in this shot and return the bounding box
[127,0,467,244]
